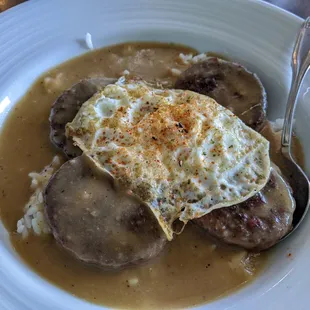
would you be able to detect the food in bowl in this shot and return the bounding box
[0,42,303,309]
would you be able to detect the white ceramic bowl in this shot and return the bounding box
[0,0,309,309]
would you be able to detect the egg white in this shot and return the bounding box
[67,77,270,240]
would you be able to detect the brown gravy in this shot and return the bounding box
[0,42,302,309]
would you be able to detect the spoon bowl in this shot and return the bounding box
[280,152,310,234]
[280,17,310,240]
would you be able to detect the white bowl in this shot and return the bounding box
[0,0,309,309]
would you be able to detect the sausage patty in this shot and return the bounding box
[44,155,167,269]
[175,58,267,131]
[49,77,116,158]
[194,165,295,251]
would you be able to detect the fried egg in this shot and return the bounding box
[67,77,270,240]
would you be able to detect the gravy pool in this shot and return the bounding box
[0,42,303,309]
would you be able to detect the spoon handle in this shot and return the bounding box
[282,17,310,150]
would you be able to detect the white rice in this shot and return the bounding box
[16,156,62,238]
[178,52,209,65]
[270,118,284,132]
[168,68,182,77]
[170,53,210,77]
[127,277,139,286]
[85,32,94,50]
[121,69,130,76]
[43,72,65,94]
[269,118,296,133]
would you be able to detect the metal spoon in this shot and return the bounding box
[281,17,310,239]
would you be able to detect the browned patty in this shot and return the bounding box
[44,155,167,269]
[49,77,116,158]
[194,165,295,251]
[175,58,267,131]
